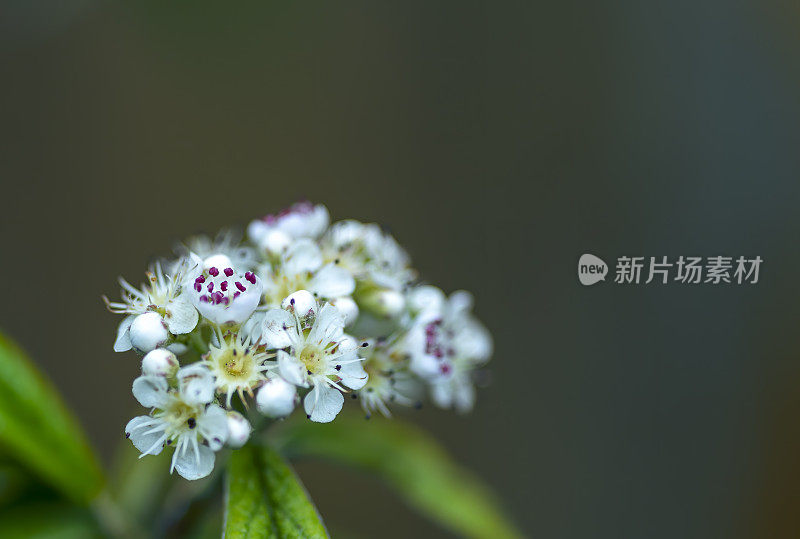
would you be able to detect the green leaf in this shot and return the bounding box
[0,331,103,504]
[224,444,328,538]
[274,416,523,539]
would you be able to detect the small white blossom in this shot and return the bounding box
[186,262,263,325]
[248,201,330,253]
[202,326,275,407]
[321,220,415,293]
[259,239,355,311]
[106,263,199,353]
[261,295,367,422]
[356,338,420,418]
[406,289,492,413]
[125,365,227,480]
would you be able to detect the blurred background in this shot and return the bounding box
[2,1,800,537]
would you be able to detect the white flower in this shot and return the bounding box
[356,338,419,418]
[255,375,298,418]
[248,201,330,253]
[260,296,368,422]
[321,220,415,292]
[406,289,492,413]
[141,348,179,377]
[225,411,252,449]
[202,325,275,407]
[106,263,199,352]
[125,365,227,480]
[259,239,355,312]
[186,263,263,326]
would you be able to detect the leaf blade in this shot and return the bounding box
[225,444,328,539]
[275,416,523,539]
[0,331,103,503]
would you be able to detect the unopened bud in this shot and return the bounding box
[256,377,298,418]
[129,312,169,354]
[225,412,252,448]
[141,348,179,377]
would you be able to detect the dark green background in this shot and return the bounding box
[2,2,800,537]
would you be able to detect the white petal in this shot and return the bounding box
[114,316,135,352]
[199,405,228,451]
[452,375,476,413]
[336,360,368,390]
[177,364,215,405]
[447,290,474,318]
[277,350,308,387]
[125,416,166,456]
[306,303,344,346]
[260,309,297,349]
[173,442,215,480]
[406,285,445,316]
[132,375,169,408]
[303,383,344,423]
[454,320,493,364]
[164,295,199,334]
[310,264,355,298]
[284,238,322,275]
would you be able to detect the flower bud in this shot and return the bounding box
[225,411,252,448]
[262,229,292,254]
[329,296,358,325]
[129,312,169,354]
[141,348,179,377]
[256,377,298,418]
[281,290,317,321]
[360,288,405,318]
[203,253,233,272]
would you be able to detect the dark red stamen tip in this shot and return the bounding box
[224,267,234,277]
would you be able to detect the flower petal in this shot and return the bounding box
[199,404,228,451]
[177,364,215,405]
[306,303,344,346]
[260,309,298,349]
[303,383,344,423]
[125,416,166,456]
[113,315,135,352]
[173,442,215,480]
[132,375,169,408]
[277,350,308,387]
[165,295,199,334]
[310,264,355,298]
[283,238,323,275]
[337,360,368,390]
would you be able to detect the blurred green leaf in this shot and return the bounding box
[0,331,103,504]
[224,444,328,538]
[275,416,523,539]
[0,501,101,539]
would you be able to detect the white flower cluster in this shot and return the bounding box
[107,202,493,480]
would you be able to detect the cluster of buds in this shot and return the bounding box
[107,202,493,479]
